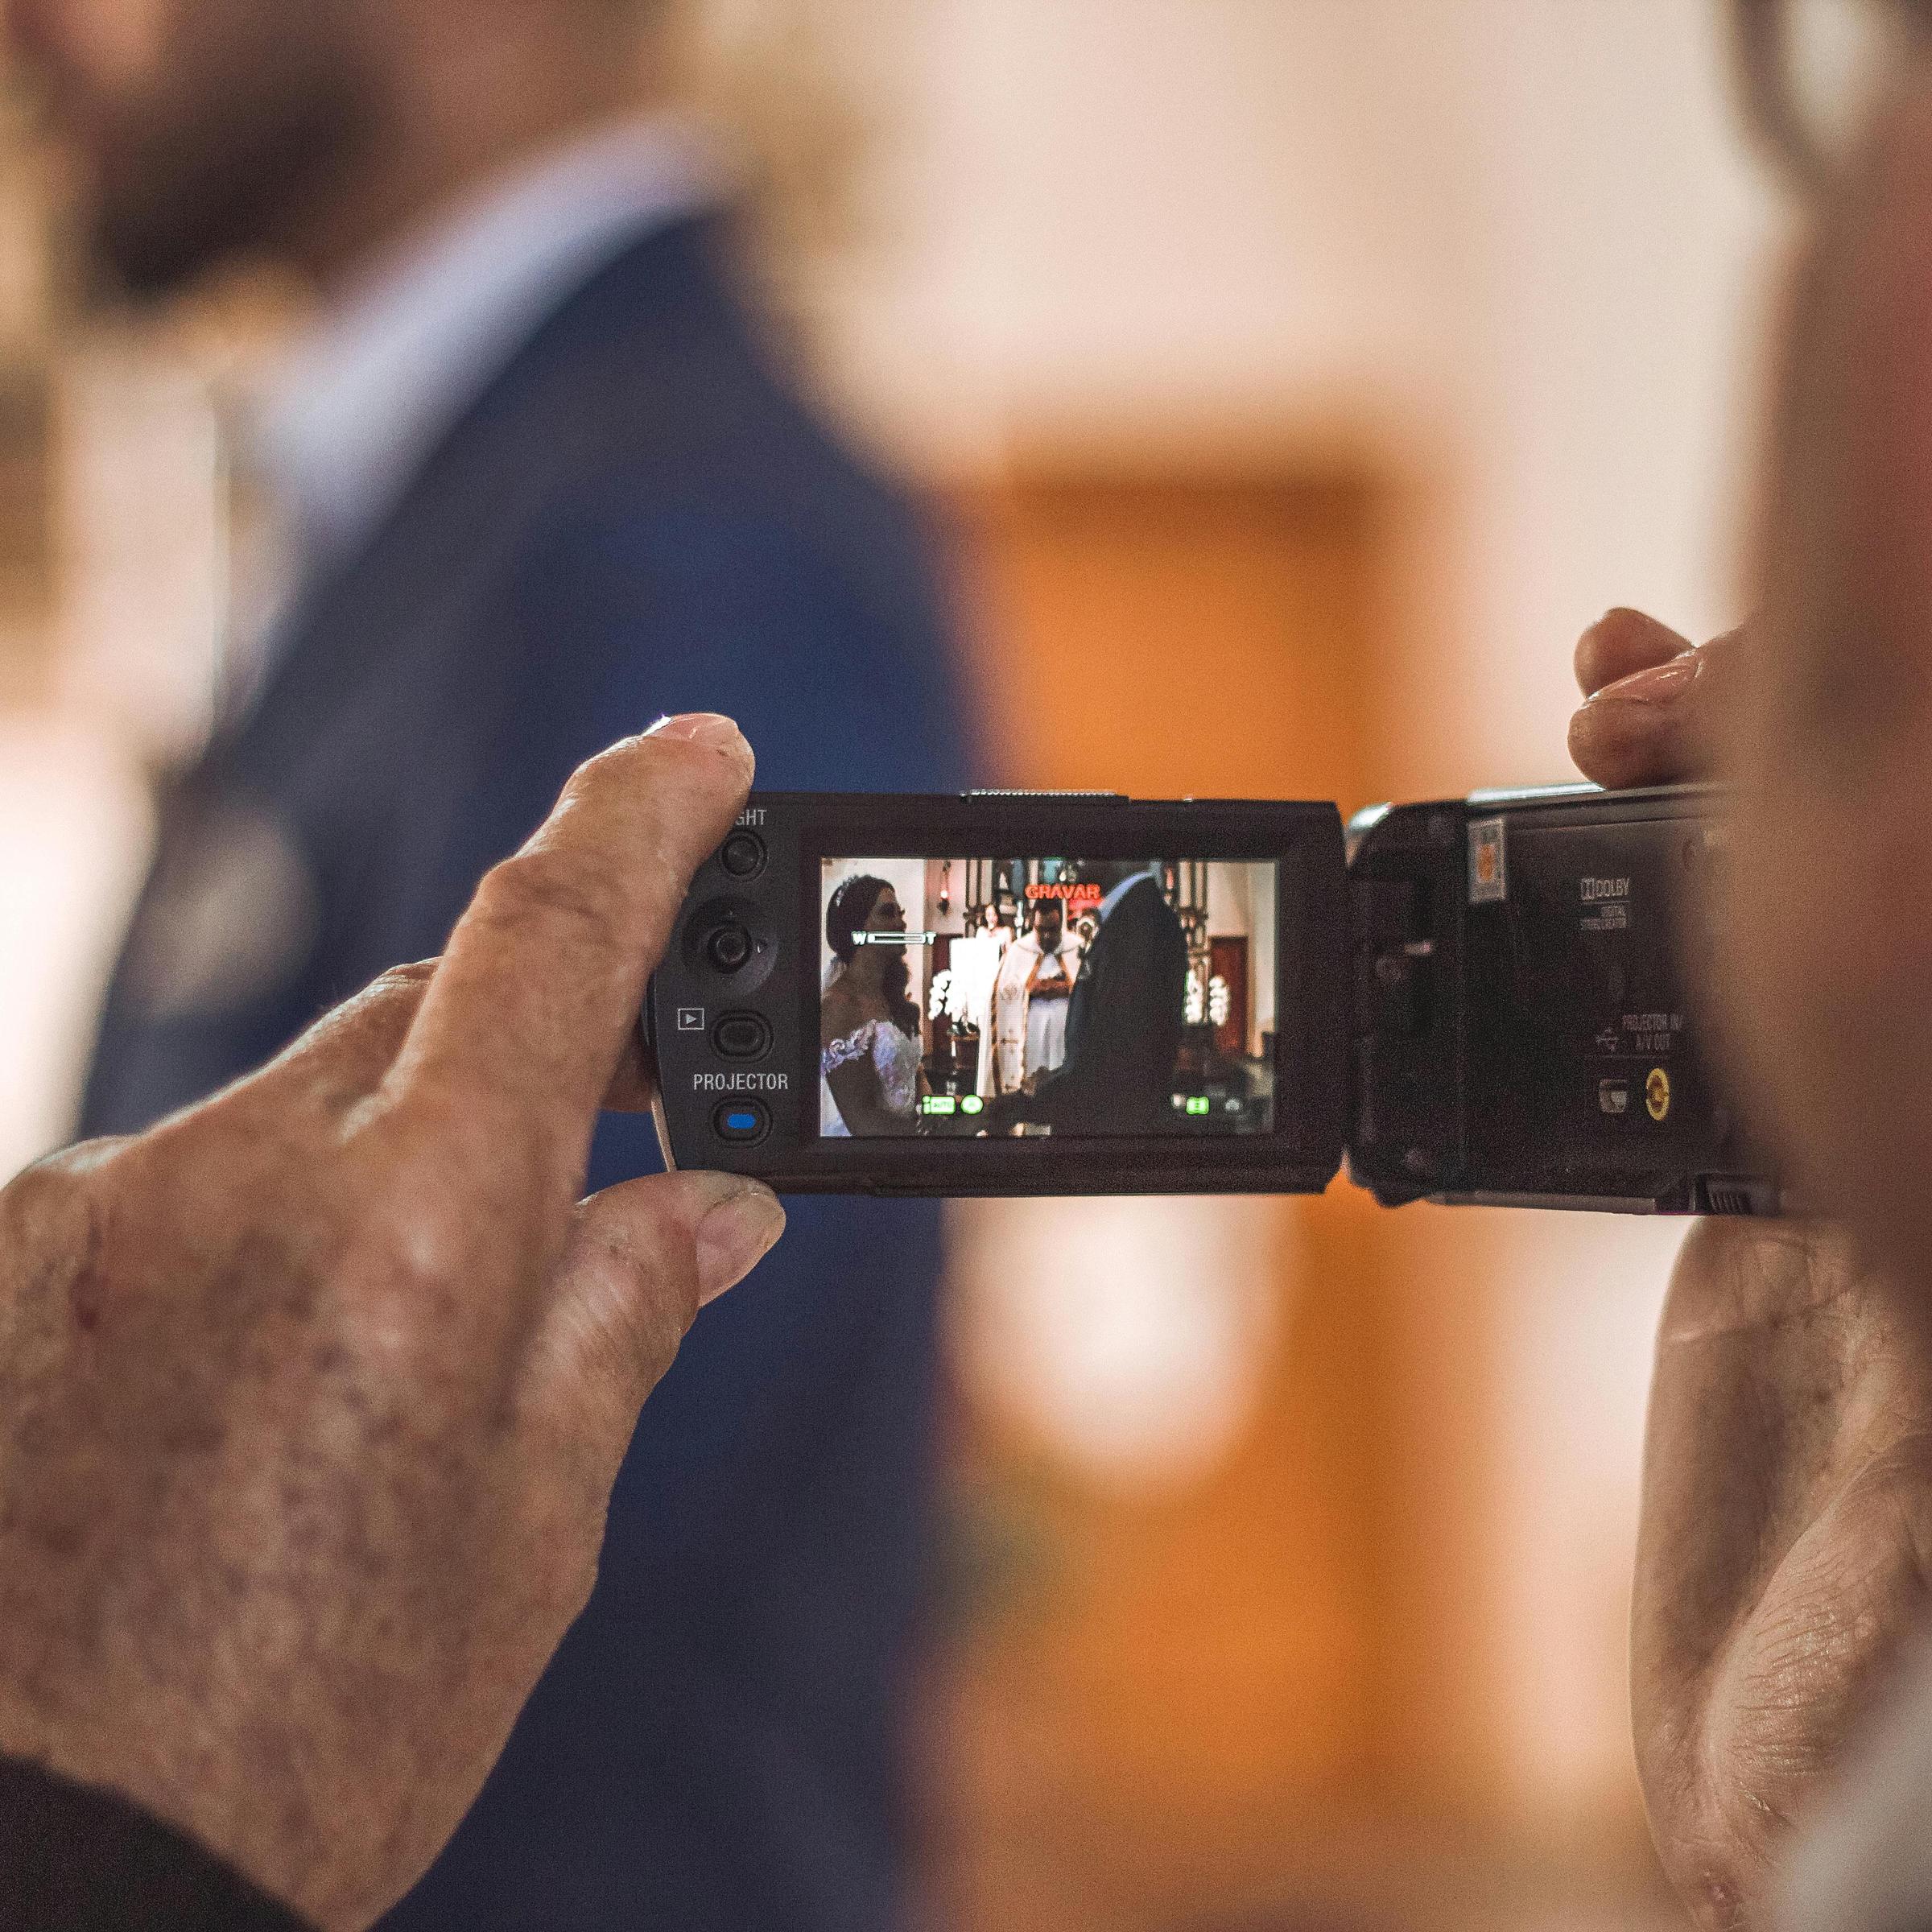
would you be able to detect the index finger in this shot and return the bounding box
[1574,608,1690,699]
[1568,628,1743,790]
[389,715,753,1192]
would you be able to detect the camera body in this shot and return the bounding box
[1345,783,1768,1213]
[647,785,1775,1212]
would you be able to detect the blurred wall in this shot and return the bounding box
[731,0,1778,759]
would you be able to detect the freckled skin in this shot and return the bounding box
[0,725,785,1932]
[1568,88,1932,1924]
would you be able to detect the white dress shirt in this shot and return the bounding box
[165,114,721,1021]
[250,113,720,574]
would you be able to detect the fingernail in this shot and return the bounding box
[1591,653,1699,705]
[646,712,744,749]
[695,1184,786,1305]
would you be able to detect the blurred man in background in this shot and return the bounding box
[3,0,973,1925]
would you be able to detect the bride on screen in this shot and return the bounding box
[822,874,925,1136]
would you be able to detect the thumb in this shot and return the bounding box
[518,1170,786,1478]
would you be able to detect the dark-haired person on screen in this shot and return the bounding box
[821,875,925,1137]
[986,861,1188,1137]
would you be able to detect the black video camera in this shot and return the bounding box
[646,786,1777,1213]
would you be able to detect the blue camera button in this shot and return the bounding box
[712,1100,771,1146]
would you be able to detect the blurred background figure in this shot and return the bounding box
[0,0,972,1927]
[0,1,1846,1929]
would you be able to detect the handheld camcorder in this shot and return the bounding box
[646,786,1777,1213]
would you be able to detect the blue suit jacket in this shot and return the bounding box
[80,216,973,1931]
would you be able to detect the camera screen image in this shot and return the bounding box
[819,857,1278,1139]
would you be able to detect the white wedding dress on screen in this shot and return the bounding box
[821,1018,921,1135]
[821,954,923,1134]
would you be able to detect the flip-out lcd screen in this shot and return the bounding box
[818,857,1278,1139]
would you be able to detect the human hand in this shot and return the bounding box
[0,716,785,1931]
[1631,1216,1932,1929]
[1567,606,1741,791]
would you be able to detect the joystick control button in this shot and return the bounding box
[713,1012,772,1061]
[720,831,766,880]
[712,1099,770,1146]
[707,923,753,974]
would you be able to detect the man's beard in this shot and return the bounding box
[87,79,371,301]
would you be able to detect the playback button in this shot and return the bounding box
[713,1012,773,1061]
[713,1099,770,1146]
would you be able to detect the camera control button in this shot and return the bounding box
[720,830,767,880]
[713,1012,772,1061]
[706,923,754,974]
[712,1099,770,1146]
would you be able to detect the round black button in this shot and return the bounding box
[720,830,767,880]
[712,1098,770,1146]
[713,1012,773,1061]
[706,923,753,974]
